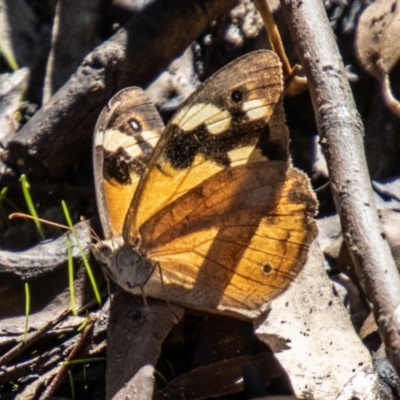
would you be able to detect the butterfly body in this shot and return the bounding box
[93,50,317,319]
[92,237,154,291]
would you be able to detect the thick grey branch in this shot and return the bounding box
[280,0,400,376]
[1,0,237,179]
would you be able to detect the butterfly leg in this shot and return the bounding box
[154,261,182,322]
[139,286,149,309]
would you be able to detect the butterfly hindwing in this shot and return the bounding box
[138,162,316,315]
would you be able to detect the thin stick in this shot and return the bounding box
[39,315,97,399]
[0,310,70,367]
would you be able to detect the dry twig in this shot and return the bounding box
[39,315,97,399]
[0,309,70,367]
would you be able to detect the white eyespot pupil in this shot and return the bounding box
[129,119,141,132]
[231,90,243,103]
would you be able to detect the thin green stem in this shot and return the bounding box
[67,236,77,315]
[61,201,101,304]
[68,370,75,400]
[20,175,44,240]
[62,357,107,365]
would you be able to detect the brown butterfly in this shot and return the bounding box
[92,50,317,319]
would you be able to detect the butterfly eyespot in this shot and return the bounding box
[263,264,272,274]
[129,118,142,133]
[231,90,243,103]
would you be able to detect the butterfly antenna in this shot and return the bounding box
[80,215,101,242]
[9,212,99,242]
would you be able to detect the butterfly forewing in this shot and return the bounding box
[93,87,164,238]
[124,51,289,245]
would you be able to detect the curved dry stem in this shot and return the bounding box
[254,0,308,96]
[377,58,400,118]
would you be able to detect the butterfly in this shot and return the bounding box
[92,50,317,319]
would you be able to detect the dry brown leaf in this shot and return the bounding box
[356,0,400,77]
[255,240,377,399]
[356,0,400,116]
[106,293,184,399]
[154,352,282,400]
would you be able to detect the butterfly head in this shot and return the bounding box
[91,236,155,292]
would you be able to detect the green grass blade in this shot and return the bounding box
[166,360,175,378]
[23,282,30,342]
[0,187,23,229]
[0,186,22,212]
[61,201,101,305]
[20,175,44,240]
[66,235,77,316]
[77,315,89,332]
[0,40,19,71]
[154,370,168,386]
[0,187,8,200]
[62,357,106,365]
[68,370,75,400]
[0,187,9,228]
